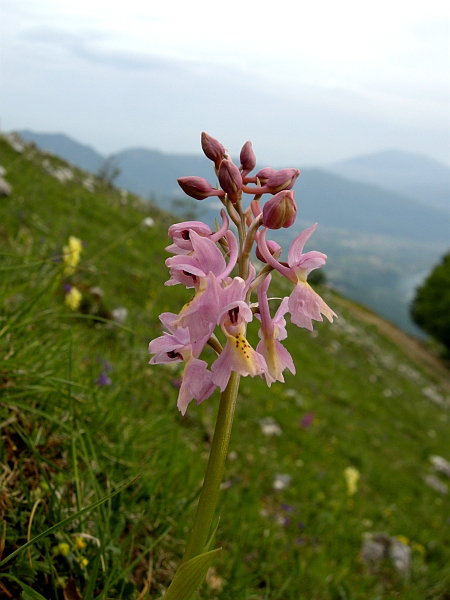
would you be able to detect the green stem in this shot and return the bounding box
[181,371,240,563]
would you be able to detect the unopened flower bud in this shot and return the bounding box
[218,159,242,202]
[177,176,225,201]
[240,141,256,176]
[255,167,276,185]
[262,190,297,229]
[266,168,300,193]
[256,238,282,263]
[201,132,226,168]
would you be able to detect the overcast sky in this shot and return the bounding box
[1,0,449,166]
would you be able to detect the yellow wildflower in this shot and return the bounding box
[344,466,360,496]
[57,542,70,557]
[396,535,409,546]
[65,287,82,311]
[63,236,83,274]
[74,537,86,550]
[412,542,426,555]
[79,557,89,567]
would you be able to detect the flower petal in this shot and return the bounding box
[211,332,268,391]
[287,223,317,267]
[288,282,336,330]
[177,358,216,415]
[256,337,295,385]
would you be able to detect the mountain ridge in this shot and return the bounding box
[17,130,450,242]
[323,148,450,213]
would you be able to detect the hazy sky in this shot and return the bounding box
[1,0,449,166]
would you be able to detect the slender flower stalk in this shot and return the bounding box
[181,371,240,563]
[148,132,336,595]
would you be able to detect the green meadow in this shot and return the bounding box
[1,134,449,599]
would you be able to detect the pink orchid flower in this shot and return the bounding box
[256,274,296,385]
[165,229,237,288]
[166,210,229,255]
[211,300,269,391]
[148,313,216,415]
[258,224,337,331]
[165,230,238,350]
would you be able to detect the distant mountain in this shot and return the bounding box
[19,130,105,174]
[113,147,219,199]
[17,130,450,245]
[17,131,221,197]
[292,168,449,244]
[324,149,450,214]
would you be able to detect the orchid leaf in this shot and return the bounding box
[204,518,220,552]
[162,548,221,600]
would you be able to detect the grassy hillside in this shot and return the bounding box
[1,134,449,599]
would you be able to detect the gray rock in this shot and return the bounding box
[389,539,412,578]
[430,455,450,478]
[424,474,448,494]
[361,532,411,578]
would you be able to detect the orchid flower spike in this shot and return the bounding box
[149,133,336,418]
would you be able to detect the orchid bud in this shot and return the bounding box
[218,159,242,202]
[240,141,256,176]
[201,132,226,169]
[256,238,282,263]
[255,167,276,185]
[177,176,225,201]
[265,168,300,193]
[262,190,297,229]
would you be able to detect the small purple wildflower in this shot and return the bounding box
[300,412,315,429]
[95,372,112,387]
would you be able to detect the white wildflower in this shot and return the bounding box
[273,473,291,490]
[259,417,282,436]
[142,217,155,227]
[111,307,128,324]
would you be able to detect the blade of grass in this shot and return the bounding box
[0,575,47,600]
